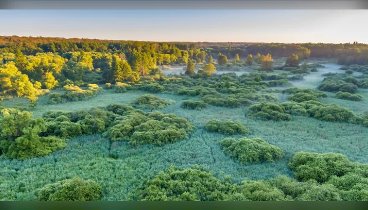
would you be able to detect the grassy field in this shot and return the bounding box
[1,61,368,200]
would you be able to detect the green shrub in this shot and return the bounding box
[38,177,102,201]
[236,180,287,201]
[249,102,291,121]
[289,152,354,183]
[104,112,193,145]
[139,82,164,93]
[281,102,308,116]
[114,82,130,93]
[132,94,171,110]
[285,88,327,102]
[303,101,357,123]
[47,84,101,104]
[202,94,246,108]
[336,91,363,101]
[0,108,66,159]
[205,120,249,135]
[319,78,358,93]
[296,184,342,201]
[220,137,284,164]
[181,100,207,110]
[138,166,236,201]
[327,172,368,201]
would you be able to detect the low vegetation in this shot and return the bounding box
[38,177,102,201]
[220,137,284,164]
[180,100,207,110]
[104,111,193,145]
[335,91,363,101]
[132,94,171,110]
[249,102,291,121]
[205,120,249,135]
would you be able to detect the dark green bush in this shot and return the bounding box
[139,82,165,93]
[220,137,284,164]
[249,102,291,121]
[236,180,287,201]
[319,78,358,93]
[303,101,356,123]
[138,166,236,201]
[104,112,193,145]
[38,177,102,201]
[181,100,207,110]
[289,152,354,183]
[336,91,363,101]
[285,88,327,102]
[132,94,171,110]
[205,120,249,135]
[0,108,66,159]
[296,184,342,201]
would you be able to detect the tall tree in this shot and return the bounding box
[234,54,241,63]
[285,53,300,67]
[246,54,254,65]
[260,54,273,71]
[185,59,195,76]
[217,54,228,65]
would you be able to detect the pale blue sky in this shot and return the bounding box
[1,10,367,43]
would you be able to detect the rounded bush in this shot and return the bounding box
[289,152,354,183]
[38,177,102,201]
[205,120,249,135]
[132,94,171,110]
[220,137,284,164]
[336,91,363,101]
[249,102,291,121]
[138,166,235,201]
[181,100,207,110]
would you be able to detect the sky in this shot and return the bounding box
[1,9,368,43]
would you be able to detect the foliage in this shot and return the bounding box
[205,120,249,135]
[285,53,300,67]
[200,63,216,77]
[259,54,273,71]
[284,88,327,102]
[220,137,284,164]
[132,94,171,110]
[217,54,228,65]
[336,91,363,101]
[38,177,102,201]
[319,76,359,93]
[249,102,291,121]
[138,166,236,201]
[104,111,193,146]
[0,108,65,159]
[289,152,354,183]
[185,59,195,76]
[48,84,101,104]
[180,100,207,110]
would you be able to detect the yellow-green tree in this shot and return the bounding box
[260,54,273,71]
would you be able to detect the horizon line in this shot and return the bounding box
[2,35,366,45]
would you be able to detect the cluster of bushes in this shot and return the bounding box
[132,94,171,111]
[220,137,284,164]
[249,102,291,121]
[284,88,327,102]
[104,111,193,146]
[137,82,165,93]
[139,152,368,201]
[318,76,359,93]
[113,82,131,93]
[202,94,251,108]
[336,91,363,101]
[180,100,207,110]
[289,152,354,183]
[282,100,357,123]
[48,84,101,104]
[204,120,249,135]
[0,108,66,159]
[43,107,119,138]
[138,166,236,201]
[38,177,102,201]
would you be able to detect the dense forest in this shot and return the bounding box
[0,36,368,201]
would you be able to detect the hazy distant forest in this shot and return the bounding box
[0,36,368,201]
